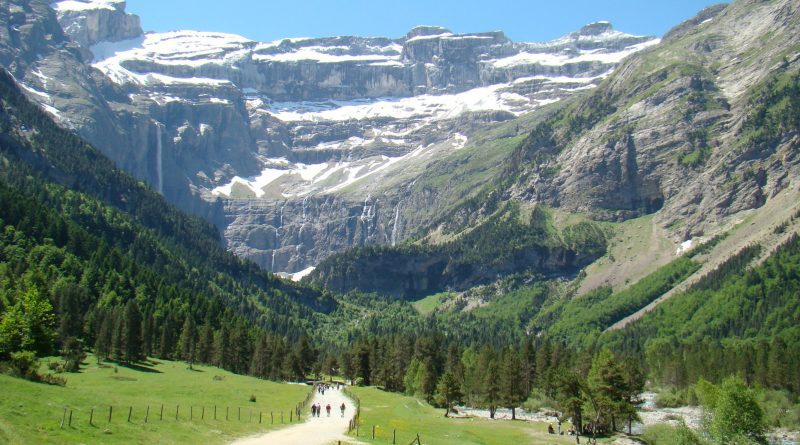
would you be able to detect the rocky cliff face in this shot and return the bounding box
[509,0,800,242]
[52,0,141,50]
[2,0,659,274]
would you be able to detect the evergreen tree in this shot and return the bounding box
[588,349,627,432]
[294,335,315,379]
[553,367,585,433]
[251,335,271,378]
[61,336,85,372]
[434,370,463,417]
[196,321,214,364]
[55,281,84,345]
[499,348,527,420]
[94,310,112,361]
[122,299,143,363]
[482,358,501,419]
[177,316,197,369]
[356,342,371,386]
[110,308,123,362]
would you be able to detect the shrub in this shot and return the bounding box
[642,422,703,445]
[8,350,38,379]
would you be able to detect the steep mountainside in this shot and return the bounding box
[0,0,658,273]
[0,67,333,341]
[310,0,800,304]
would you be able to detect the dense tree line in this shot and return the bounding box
[310,202,608,300]
[606,234,800,394]
[0,68,336,382]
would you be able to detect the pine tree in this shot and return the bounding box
[94,310,112,362]
[294,335,316,379]
[177,316,197,369]
[196,321,214,364]
[499,348,527,420]
[110,308,123,362]
[213,324,231,370]
[55,281,84,345]
[553,367,585,433]
[482,358,501,419]
[435,370,463,417]
[122,299,143,363]
[588,349,627,433]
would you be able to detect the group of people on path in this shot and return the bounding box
[309,382,347,419]
[310,402,347,418]
[310,403,330,417]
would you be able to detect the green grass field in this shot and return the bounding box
[412,292,452,316]
[0,356,310,444]
[346,387,578,445]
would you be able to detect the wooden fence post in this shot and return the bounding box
[214,405,217,420]
[259,412,262,424]
[108,406,112,423]
[226,407,229,421]
[176,405,179,421]
[372,425,375,439]
[202,406,205,420]
[89,408,94,426]
[238,407,241,421]
[290,410,293,422]
[271,411,274,424]
[68,409,72,427]
[145,406,149,423]
[127,406,132,423]
[60,407,67,429]
[393,428,396,444]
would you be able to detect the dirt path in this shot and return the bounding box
[230,387,360,445]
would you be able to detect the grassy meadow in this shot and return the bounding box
[346,386,581,445]
[0,355,310,444]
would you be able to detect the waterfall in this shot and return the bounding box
[155,121,163,195]
[360,194,373,239]
[270,249,275,272]
[391,201,402,246]
[299,196,309,241]
[278,201,287,234]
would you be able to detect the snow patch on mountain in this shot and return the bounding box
[52,0,124,13]
[265,82,533,122]
[489,39,660,68]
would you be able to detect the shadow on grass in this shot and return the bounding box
[119,362,162,373]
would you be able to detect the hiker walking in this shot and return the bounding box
[326,404,331,417]
[340,402,346,417]
[311,404,317,417]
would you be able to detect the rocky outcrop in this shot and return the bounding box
[53,0,142,50]
[510,0,800,238]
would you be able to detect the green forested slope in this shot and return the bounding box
[0,68,332,377]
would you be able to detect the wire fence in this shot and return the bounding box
[341,387,424,445]
[58,400,307,429]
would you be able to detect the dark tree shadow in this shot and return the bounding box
[119,362,162,373]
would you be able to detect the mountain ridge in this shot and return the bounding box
[0,0,661,274]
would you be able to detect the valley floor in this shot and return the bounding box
[230,386,357,445]
[0,356,308,444]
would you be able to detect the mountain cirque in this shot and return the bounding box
[4,0,658,273]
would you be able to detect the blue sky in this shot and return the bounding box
[126,0,727,42]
